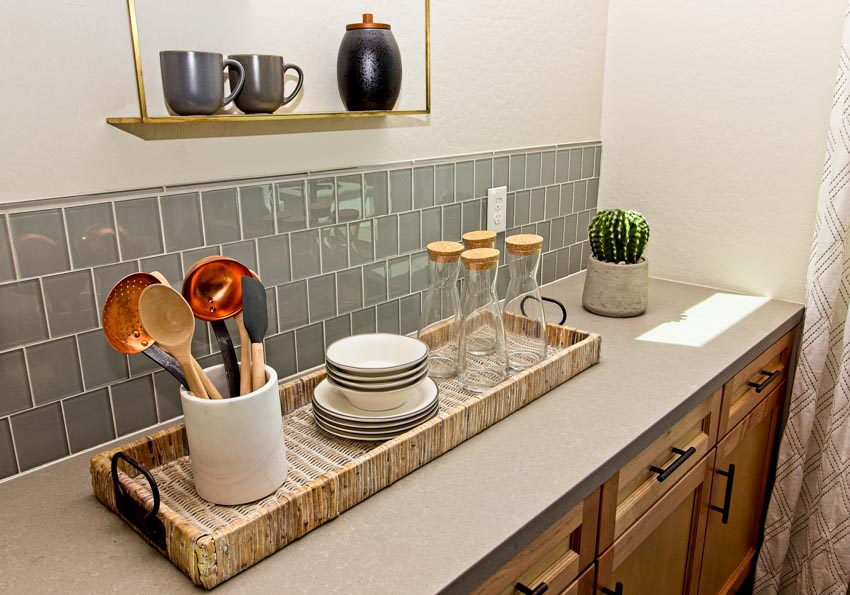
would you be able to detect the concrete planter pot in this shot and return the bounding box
[582,255,648,317]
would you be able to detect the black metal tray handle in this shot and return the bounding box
[520,296,568,325]
[111,451,166,550]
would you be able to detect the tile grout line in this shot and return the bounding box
[21,344,36,409]
[58,398,72,456]
[5,414,23,475]
[110,200,124,262]
[37,276,52,339]
[73,334,87,393]
[60,207,74,271]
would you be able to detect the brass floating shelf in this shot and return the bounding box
[109,0,430,141]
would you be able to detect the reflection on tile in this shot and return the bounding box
[560,183,575,216]
[11,403,68,471]
[181,247,219,275]
[410,251,429,293]
[556,247,571,278]
[112,375,157,435]
[421,207,442,246]
[413,166,435,210]
[65,203,119,269]
[399,294,421,335]
[0,280,48,349]
[92,261,139,314]
[545,185,561,220]
[114,197,163,259]
[240,185,275,239]
[594,147,602,177]
[337,175,363,221]
[295,323,324,371]
[542,252,557,285]
[568,148,583,182]
[266,331,297,379]
[257,235,290,286]
[506,193,515,228]
[321,225,349,272]
[569,243,583,274]
[78,328,129,388]
[161,193,204,252]
[202,188,240,244]
[496,266,509,300]
[530,188,545,223]
[474,159,492,198]
[390,169,412,213]
[42,270,97,336]
[556,149,570,183]
[276,180,307,232]
[537,220,551,252]
[526,153,542,188]
[308,273,336,322]
[63,388,115,452]
[550,217,565,250]
[363,261,387,306]
[442,204,462,242]
[462,200,483,234]
[377,300,400,334]
[9,208,70,277]
[0,419,18,479]
[324,314,351,347]
[154,370,182,421]
[573,180,588,212]
[398,211,421,254]
[337,267,363,313]
[514,191,530,226]
[27,337,83,404]
[307,178,336,228]
[349,219,374,266]
[277,280,308,331]
[577,211,591,242]
[582,147,595,179]
[290,229,320,279]
[140,253,182,288]
[364,171,389,217]
[541,151,556,186]
[586,179,599,211]
[493,156,509,188]
[0,216,14,282]
[455,161,473,202]
[351,307,376,335]
[564,214,578,246]
[222,240,258,272]
[435,164,455,206]
[509,155,526,192]
[374,216,398,259]
[388,256,410,299]
[0,350,31,417]
[266,287,279,336]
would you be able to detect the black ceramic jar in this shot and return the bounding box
[337,14,402,111]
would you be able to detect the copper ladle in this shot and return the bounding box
[182,256,253,398]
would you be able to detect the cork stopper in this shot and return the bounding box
[462,230,497,250]
[506,234,543,256]
[461,248,500,270]
[426,241,464,263]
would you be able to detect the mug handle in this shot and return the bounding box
[223,59,245,106]
[281,63,304,105]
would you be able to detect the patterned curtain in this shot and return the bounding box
[754,7,850,594]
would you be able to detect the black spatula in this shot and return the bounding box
[241,276,268,392]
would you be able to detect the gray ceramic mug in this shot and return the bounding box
[228,54,304,114]
[160,51,245,116]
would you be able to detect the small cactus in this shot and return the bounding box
[588,209,650,264]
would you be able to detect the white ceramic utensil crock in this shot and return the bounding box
[180,364,287,505]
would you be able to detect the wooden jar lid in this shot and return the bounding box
[426,241,464,263]
[506,234,543,256]
[462,230,497,249]
[347,13,391,30]
[461,248,500,270]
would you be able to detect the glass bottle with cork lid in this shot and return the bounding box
[502,234,547,370]
[417,241,465,379]
[457,247,508,392]
[462,230,496,250]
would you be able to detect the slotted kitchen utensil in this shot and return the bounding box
[240,275,268,392]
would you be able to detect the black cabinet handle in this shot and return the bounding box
[747,369,780,393]
[710,463,736,524]
[649,446,697,482]
[515,581,548,595]
[111,451,166,550]
[601,582,624,595]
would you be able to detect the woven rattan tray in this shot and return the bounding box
[90,322,601,589]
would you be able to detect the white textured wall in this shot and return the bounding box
[0,1,608,204]
[600,1,845,303]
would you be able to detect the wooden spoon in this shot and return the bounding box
[138,284,212,399]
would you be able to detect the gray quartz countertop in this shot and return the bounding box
[0,274,803,594]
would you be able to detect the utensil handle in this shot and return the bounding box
[211,320,240,399]
[237,313,252,395]
[180,354,209,399]
[223,59,245,105]
[193,360,223,400]
[142,345,187,387]
[251,342,266,392]
[282,63,304,105]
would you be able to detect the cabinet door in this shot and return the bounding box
[596,453,715,595]
[698,382,784,595]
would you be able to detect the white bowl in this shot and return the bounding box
[325,333,428,375]
[330,376,427,411]
[326,358,428,383]
[326,366,428,392]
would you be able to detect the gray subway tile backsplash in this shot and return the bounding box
[0,141,599,479]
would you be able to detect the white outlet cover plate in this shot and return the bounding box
[487,186,507,233]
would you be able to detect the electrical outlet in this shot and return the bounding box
[487,186,507,233]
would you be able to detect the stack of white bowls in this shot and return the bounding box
[312,334,439,440]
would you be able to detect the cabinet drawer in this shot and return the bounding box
[719,329,794,438]
[473,490,600,595]
[598,390,720,552]
[560,563,595,595]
